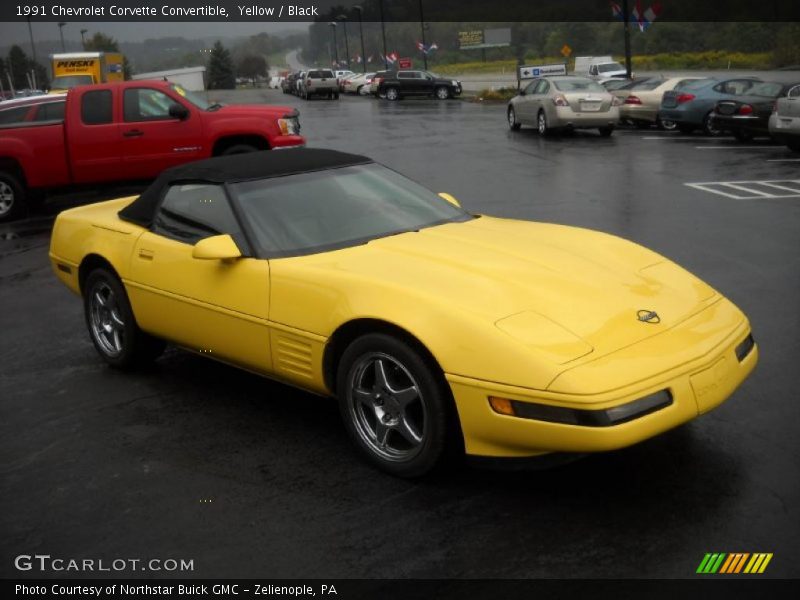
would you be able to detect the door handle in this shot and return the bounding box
[123,129,144,138]
[138,248,154,261]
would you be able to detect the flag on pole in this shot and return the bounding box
[633,1,661,31]
[416,41,439,55]
[610,1,624,21]
[387,52,398,64]
[367,55,374,63]
[354,54,362,64]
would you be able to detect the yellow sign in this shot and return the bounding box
[561,44,572,58]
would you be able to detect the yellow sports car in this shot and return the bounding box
[49,149,758,477]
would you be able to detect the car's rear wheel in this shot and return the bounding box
[435,86,450,100]
[657,116,677,131]
[0,172,25,223]
[83,269,165,369]
[537,110,550,136]
[508,106,521,130]
[703,112,721,136]
[385,87,399,101]
[599,126,615,137]
[337,334,452,477]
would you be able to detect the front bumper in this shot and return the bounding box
[448,303,757,459]
[271,135,306,149]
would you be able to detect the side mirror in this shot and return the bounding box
[438,192,461,208]
[519,89,526,96]
[192,234,242,260]
[169,103,189,120]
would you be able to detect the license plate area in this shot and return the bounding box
[580,102,602,112]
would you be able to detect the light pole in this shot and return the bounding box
[418,0,427,70]
[622,0,632,78]
[337,15,350,69]
[80,29,88,48]
[354,5,366,74]
[329,22,339,67]
[378,0,388,70]
[26,17,37,64]
[58,22,66,52]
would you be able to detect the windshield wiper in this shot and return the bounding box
[207,103,224,111]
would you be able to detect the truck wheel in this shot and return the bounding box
[599,126,615,137]
[0,172,25,222]
[385,87,400,101]
[221,144,259,155]
[435,86,450,100]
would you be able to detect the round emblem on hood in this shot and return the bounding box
[637,310,661,324]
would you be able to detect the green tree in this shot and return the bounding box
[207,41,236,89]
[83,32,133,78]
[237,55,268,86]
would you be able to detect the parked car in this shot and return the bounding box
[508,76,621,136]
[614,76,707,130]
[281,72,299,94]
[768,83,800,152]
[342,73,375,95]
[334,69,356,90]
[369,70,395,97]
[377,70,463,101]
[49,148,757,477]
[659,77,760,135]
[711,81,800,142]
[299,69,339,100]
[601,78,635,92]
[0,80,304,221]
[0,94,66,125]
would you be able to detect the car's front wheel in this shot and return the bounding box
[337,334,453,477]
[83,269,165,369]
[435,86,450,100]
[508,106,521,130]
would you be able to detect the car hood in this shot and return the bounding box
[295,216,718,364]
[211,104,296,117]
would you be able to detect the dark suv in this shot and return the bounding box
[377,70,462,101]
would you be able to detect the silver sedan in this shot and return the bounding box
[508,76,621,136]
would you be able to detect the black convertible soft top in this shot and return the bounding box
[118,148,373,228]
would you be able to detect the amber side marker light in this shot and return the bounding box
[488,390,673,427]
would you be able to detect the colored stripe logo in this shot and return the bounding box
[696,553,773,574]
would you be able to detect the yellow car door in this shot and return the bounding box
[125,183,272,373]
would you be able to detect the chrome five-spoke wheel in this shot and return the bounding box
[89,280,125,357]
[347,352,427,462]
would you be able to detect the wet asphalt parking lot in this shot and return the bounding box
[1,89,799,579]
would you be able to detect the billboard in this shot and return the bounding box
[458,28,511,50]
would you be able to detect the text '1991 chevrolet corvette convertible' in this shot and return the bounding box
[49,149,757,476]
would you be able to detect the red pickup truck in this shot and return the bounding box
[0,80,304,221]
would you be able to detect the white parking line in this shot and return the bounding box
[685,180,800,200]
[641,136,734,141]
[767,158,800,162]
[694,146,782,150]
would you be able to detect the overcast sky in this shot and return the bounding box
[0,21,309,46]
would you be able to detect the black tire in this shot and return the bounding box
[599,126,615,137]
[385,87,400,101]
[732,129,754,142]
[83,268,165,369]
[788,140,800,153]
[633,120,650,129]
[333,92,340,100]
[537,110,550,136]
[507,106,521,131]
[657,116,677,131]
[336,333,455,477]
[435,86,450,100]
[0,171,26,223]
[703,112,721,136]
[220,144,259,155]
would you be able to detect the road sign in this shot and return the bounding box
[561,44,572,58]
[398,57,412,69]
[518,63,568,80]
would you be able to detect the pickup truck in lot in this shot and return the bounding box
[0,80,304,221]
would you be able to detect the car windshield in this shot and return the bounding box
[232,164,473,257]
[630,78,666,90]
[747,82,787,97]
[169,84,210,110]
[598,63,624,73]
[553,78,607,93]
[50,75,93,89]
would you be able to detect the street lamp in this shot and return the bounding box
[418,0,427,71]
[58,22,66,52]
[353,5,367,74]
[80,29,88,48]
[378,0,388,70]
[337,15,350,69]
[329,22,339,67]
[26,17,37,63]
